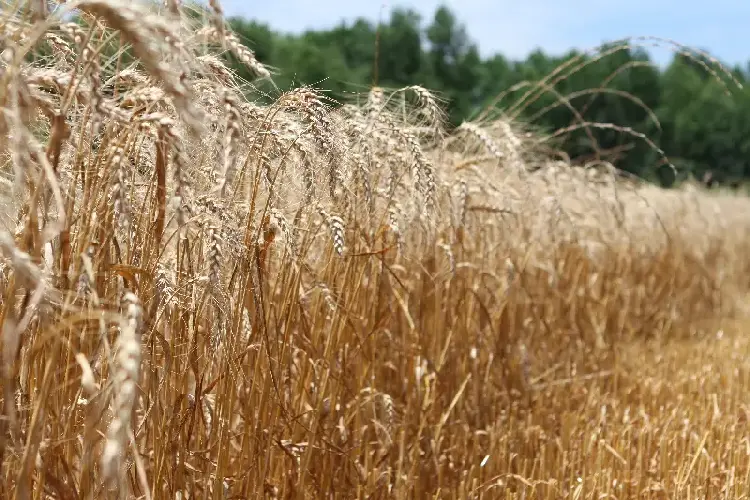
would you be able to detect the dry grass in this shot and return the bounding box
[2,1,750,498]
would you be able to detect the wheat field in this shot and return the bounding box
[2,1,750,498]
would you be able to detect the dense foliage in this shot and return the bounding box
[227,6,749,186]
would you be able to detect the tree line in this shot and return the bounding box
[223,6,750,187]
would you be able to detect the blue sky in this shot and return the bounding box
[219,0,749,67]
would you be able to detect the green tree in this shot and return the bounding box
[377,9,427,88]
[217,4,750,187]
[426,6,482,123]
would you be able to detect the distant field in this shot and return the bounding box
[3,2,750,499]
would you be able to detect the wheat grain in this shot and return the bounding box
[198,27,270,80]
[205,223,223,286]
[101,291,143,491]
[77,0,204,132]
[317,205,345,256]
[217,90,242,198]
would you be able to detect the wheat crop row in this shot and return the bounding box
[1,1,750,498]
